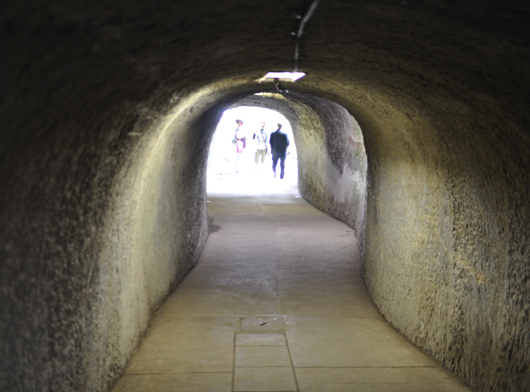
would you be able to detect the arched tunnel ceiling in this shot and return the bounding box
[2,0,529,125]
[3,0,529,192]
[1,1,529,392]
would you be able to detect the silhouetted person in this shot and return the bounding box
[269,123,289,179]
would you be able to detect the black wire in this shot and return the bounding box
[294,0,320,72]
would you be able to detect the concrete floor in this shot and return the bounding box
[111,174,473,392]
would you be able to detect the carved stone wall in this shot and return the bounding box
[0,1,528,391]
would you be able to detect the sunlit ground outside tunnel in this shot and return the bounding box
[207,106,299,195]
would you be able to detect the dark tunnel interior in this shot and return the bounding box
[0,1,529,391]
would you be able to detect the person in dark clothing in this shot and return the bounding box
[269,123,290,179]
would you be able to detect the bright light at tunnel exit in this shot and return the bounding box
[207,107,298,194]
[260,72,306,82]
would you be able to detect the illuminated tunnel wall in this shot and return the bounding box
[0,1,529,392]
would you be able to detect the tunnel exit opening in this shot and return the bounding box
[202,89,369,238]
[207,106,298,194]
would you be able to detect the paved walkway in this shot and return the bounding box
[111,176,473,392]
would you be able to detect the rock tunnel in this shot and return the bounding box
[0,0,529,391]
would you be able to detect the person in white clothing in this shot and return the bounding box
[253,122,268,167]
[233,119,246,173]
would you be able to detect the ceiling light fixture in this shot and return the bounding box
[259,72,306,82]
[259,0,320,92]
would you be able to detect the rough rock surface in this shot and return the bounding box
[0,1,529,392]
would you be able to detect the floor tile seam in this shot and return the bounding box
[236,344,287,347]
[283,332,300,392]
[281,315,382,320]
[149,315,245,319]
[149,314,383,324]
[123,371,234,376]
[150,314,384,325]
[236,331,285,334]
[232,331,237,392]
[292,365,437,369]
[236,389,296,392]
[283,313,382,318]
[234,365,296,369]
[235,390,296,392]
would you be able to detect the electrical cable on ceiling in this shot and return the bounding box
[294,0,320,72]
[263,0,318,93]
